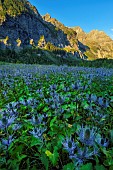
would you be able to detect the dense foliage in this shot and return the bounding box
[0,0,27,21]
[0,64,113,170]
[0,48,113,68]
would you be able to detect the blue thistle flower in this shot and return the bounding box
[71,83,76,90]
[49,84,57,91]
[51,103,60,109]
[97,97,103,106]
[77,125,96,146]
[95,134,109,147]
[0,116,16,129]
[12,123,21,131]
[91,94,97,102]
[103,99,109,108]
[62,137,77,155]
[7,116,16,127]
[2,135,14,147]
[63,87,70,92]
[44,98,52,104]
[29,127,46,139]
[29,114,46,125]
[69,146,95,166]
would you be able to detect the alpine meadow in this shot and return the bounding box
[0,0,113,170]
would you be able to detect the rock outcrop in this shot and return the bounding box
[0,0,70,49]
[43,14,88,58]
[73,27,113,59]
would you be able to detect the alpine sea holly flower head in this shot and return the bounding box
[86,94,97,103]
[12,123,22,131]
[91,94,97,102]
[30,115,39,125]
[103,98,109,108]
[94,111,108,120]
[36,88,43,94]
[6,102,17,110]
[50,91,57,97]
[2,90,7,96]
[58,108,64,114]
[82,84,88,91]
[44,98,52,104]
[7,116,16,127]
[93,146,99,156]
[5,103,18,117]
[2,135,14,147]
[76,125,96,146]
[29,127,46,139]
[97,97,104,106]
[63,86,70,92]
[71,83,77,90]
[95,134,109,147]
[69,146,95,166]
[58,96,65,104]
[0,115,16,129]
[29,114,46,125]
[49,84,57,91]
[62,136,77,155]
[20,98,38,109]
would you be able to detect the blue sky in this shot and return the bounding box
[29,0,113,39]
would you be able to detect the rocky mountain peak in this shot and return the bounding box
[87,30,112,41]
[43,13,51,21]
[72,26,85,33]
[0,0,71,50]
[0,0,113,60]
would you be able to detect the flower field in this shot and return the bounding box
[0,64,113,170]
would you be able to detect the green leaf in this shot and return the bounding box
[52,149,59,165]
[109,166,113,170]
[64,112,72,119]
[41,153,49,170]
[43,106,49,112]
[70,103,77,110]
[82,100,89,109]
[63,163,75,170]
[7,159,20,170]
[110,130,113,143]
[104,157,113,166]
[16,153,27,162]
[37,103,44,110]
[30,137,42,147]
[102,148,110,157]
[62,104,68,110]
[110,96,113,102]
[31,166,37,170]
[76,116,82,121]
[45,149,59,166]
[50,116,57,130]
[80,163,93,170]
[95,164,106,170]
[45,150,53,157]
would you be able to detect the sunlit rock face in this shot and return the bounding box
[0,0,112,59]
[0,0,70,49]
[73,27,113,59]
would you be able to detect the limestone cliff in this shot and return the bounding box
[0,0,70,49]
[43,14,88,58]
[0,0,113,60]
[73,27,113,59]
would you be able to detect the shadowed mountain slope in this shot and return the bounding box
[0,0,113,60]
